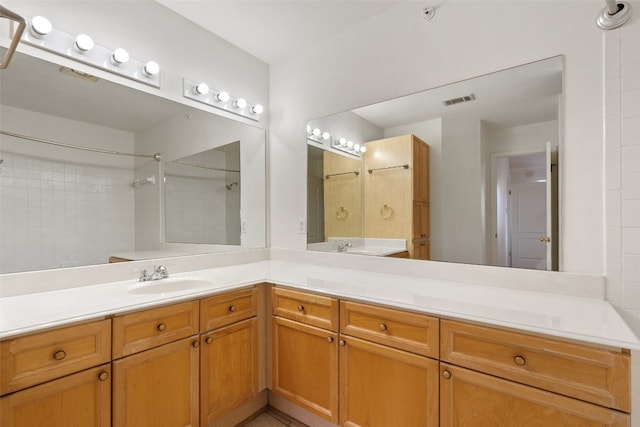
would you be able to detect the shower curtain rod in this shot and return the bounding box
[0,130,162,161]
[173,160,239,173]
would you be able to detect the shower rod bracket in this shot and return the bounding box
[596,0,632,30]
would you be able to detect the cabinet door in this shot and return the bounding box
[339,335,439,427]
[0,364,111,427]
[413,137,429,202]
[412,241,430,260]
[440,364,630,426]
[271,316,339,423]
[412,201,430,241]
[113,336,200,427]
[201,318,258,425]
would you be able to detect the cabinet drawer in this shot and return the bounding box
[112,300,199,358]
[272,287,338,331]
[340,301,439,358]
[200,287,257,332]
[0,319,111,395]
[440,320,631,412]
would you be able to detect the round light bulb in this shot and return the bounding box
[322,132,330,140]
[234,98,247,109]
[360,146,367,153]
[339,138,347,146]
[216,91,230,102]
[111,48,130,65]
[306,124,312,133]
[143,61,160,76]
[312,128,321,137]
[347,140,354,148]
[30,16,52,38]
[353,144,361,151]
[74,34,94,52]
[194,82,210,95]
[251,104,264,115]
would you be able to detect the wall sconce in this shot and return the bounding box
[183,78,263,122]
[332,136,366,156]
[20,15,161,87]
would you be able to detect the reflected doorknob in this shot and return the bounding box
[539,236,551,243]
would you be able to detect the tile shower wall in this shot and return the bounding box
[0,153,135,273]
[604,12,640,425]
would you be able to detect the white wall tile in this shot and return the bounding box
[606,147,622,189]
[623,88,640,118]
[623,116,640,146]
[608,225,622,262]
[606,262,623,302]
[622,34,640,64]
[622,62,640,92]
[622,199,640,227]
[606,77,622,116]
[623,255,640,282]
[606,114,622,153]
[624,227,640,255]
[605,30,621,79]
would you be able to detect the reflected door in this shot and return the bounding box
[510,182,547,270]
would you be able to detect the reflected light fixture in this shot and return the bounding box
[322,132,330,140]
[30,16,52,39]
[143,61,160,76]
[251,104,264,115]
[233,98,248,109]
[194,82,210,95]
[74,34,94,52]
[312,128,321,137]
[182,78,263,122]
[216,91,230,102]
[111,48,130,65]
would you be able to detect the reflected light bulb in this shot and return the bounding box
[111,48,130,65]
[30,16,52,38]
[194,82,210,95]
[216,91,230,102]
[143,61,160,76]
[234,98,248,109]
[312,128,321,137]
[339,138,347,146]
[75,34,94,52]
[251,104,264,114]
[347,140,354,148]
[322,132,330,140]
[360,146,367,153]
[306,124,312,133]
[353,144,361,151]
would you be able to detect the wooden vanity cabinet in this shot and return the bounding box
[112,301,200,427]
[200,287,259,425]
[339,300,440,426]
[0,319,112,427]
[271,287,340,423]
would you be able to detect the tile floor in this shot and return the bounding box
[239,409,307,427]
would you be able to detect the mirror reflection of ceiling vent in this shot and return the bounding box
[442,93,476,106]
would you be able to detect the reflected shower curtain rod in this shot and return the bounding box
[173,160,239,173]
[0,130,162,161]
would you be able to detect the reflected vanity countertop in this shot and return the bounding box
[309,238,408,257]
[1,259,639,351]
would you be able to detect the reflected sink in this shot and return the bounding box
[128,278,214,294]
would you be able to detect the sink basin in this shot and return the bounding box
[128,278,214,294]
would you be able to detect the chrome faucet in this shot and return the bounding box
[337,242,352,252]
[139,265,169,282]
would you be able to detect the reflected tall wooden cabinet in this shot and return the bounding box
[363,134,430,259]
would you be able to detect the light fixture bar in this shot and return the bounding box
[182,78,262,122]
[19,16,160,87]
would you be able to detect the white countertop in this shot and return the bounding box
[1,259,638,351]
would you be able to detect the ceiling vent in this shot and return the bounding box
[442,93,476,106]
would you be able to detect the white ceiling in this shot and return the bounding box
[156,0,404,65]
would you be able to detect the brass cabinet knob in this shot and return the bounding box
[514,355,526,366]
[379,323,388,331]
[205,337,213,344]
[297,305,304,312]
[98,371,109,381]
[327,336,334,343]
[53,350,66,361]
[192,340,200,348]
[442,370,451,379]
[339,339,346,346]
[157,323,167,332]
[228,305,236,312]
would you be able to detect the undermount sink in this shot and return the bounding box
[128,278,214,294]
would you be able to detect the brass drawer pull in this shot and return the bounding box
[98,371,109,381]
[53,350,67,361]
[379,323,388,331]
[339,339,346,346]
[205,337,213,344]
[297,305,304,312]
[228,305,236,312]
[327,336,334,343]
[514,355,526,366]
[192,340,200,348]
[442,370,451,379]
[157,323,167,332]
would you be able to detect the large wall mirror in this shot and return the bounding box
[307,56,562,271]
[0,51,266,274]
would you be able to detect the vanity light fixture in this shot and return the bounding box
[30,16,52,39]
[110,48,130,65]
[20,15,161,87]
[322,132,330,140]
[193,82,210,95]
[182,78,263,122]
[331,136,366,156]
[74,34,94,52]
[312,128,321,137]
